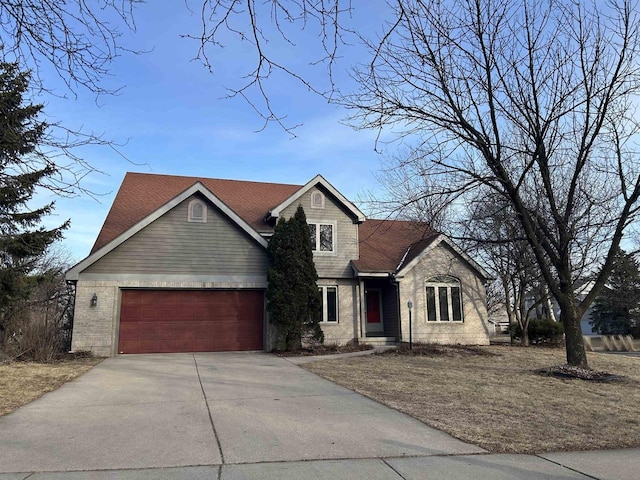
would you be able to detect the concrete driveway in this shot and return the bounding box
[0,352,637,479]
[0,353,480,475]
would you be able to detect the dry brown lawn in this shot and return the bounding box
[303,345,640,454]
[0,357,102,417]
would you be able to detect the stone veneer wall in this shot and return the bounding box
[71,282,120,356]
[398,244,490,345]
[316,279,360,346]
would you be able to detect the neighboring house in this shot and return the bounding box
[575,281,600,335]
[486,304,510,335]
[66,173,491,355]
[526,281,609,335]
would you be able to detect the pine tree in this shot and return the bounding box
[0,62,69,337]
[266,205,323,351]
[590,248,640,335]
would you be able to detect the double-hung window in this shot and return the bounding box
[318,286,338,323]
[425,275,463,322]
[308,222,335,253]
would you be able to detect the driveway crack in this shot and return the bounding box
[193,354,225,464]
[382,459,409,479]
[536,455,600,480]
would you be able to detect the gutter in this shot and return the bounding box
[391,273,402,342]
[395,246,411,272]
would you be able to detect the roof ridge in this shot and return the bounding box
[125,171,304,188]
[366,217,433,225]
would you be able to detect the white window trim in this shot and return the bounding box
[310,190,325,209]
[187,199,207,223]
[308,219,336,255]
[425,276,463,322]
[319,285,339,323]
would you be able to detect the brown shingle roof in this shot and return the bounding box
[90,173,440,276]
[91,172,302,253]
[353,219,439,273]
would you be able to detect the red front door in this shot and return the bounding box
[366,290,383,333]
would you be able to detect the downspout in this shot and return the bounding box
[392,275,402,343]
[358,279,365,339]
[392,247,411,344]
[65,280,77,353]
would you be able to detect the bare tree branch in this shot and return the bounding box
[345,0,640,367]
[184,0,353,134]
[0,1,141,195]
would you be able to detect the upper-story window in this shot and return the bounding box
[311,190,325,209]
[425,275,463,322]
[188,199,207,223]
[308,221,335,253]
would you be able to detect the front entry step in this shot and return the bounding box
[360,336,398,346]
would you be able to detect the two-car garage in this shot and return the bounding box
[117,290,264,354]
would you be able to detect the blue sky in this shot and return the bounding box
[35,1,391,261]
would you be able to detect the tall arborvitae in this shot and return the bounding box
[291,205,323,344]
[266,205,322,351]
[0,62,69,336]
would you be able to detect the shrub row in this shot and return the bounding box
[509,318,564,345]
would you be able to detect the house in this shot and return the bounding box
[66,173,491,355]
[575,281,604,335]
[487,304,510,335]
[526,281,607,335]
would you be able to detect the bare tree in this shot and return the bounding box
[1,246,75,362]
[484,279,506,321]
[467,192,549,346]
[341,0,640,368]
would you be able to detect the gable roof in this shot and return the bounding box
[268,174,365,223]
[352,219,491,280]
[77,172,489,283]
[67,182,270,280]
[353,219,439,274]
[396,234,492,280]
[91,172,302,253]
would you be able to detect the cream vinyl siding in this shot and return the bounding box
[84,196,268,276]
[280,187,359,278]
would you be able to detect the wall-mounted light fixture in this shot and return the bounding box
[91,293,98,307]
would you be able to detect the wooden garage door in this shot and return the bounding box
[118,290,264,354]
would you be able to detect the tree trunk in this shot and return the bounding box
[544,284,557,322]
[517,281,529,346]
[535,302,543,320]
[286,331,299,352]
[559,299,588,367]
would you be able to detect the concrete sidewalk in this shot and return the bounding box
[0,352,637,479]
[2,449,639,479]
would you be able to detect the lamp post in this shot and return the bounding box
[407,300,413,350]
